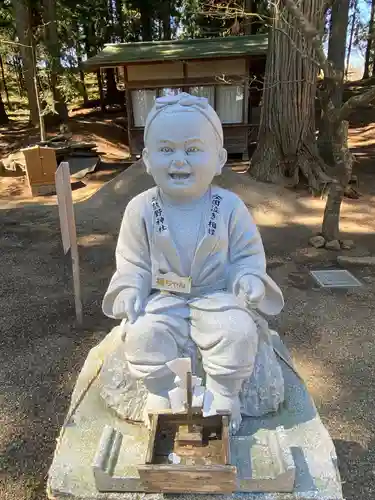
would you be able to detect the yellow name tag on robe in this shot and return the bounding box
[155,272,192,294]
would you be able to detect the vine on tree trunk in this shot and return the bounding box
[282,0,375,242]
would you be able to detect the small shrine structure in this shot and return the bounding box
[83,34,268,160]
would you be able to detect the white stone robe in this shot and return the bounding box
[103,186,285,416]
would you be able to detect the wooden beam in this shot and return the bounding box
[182,61,189,92]
[126,75,247,90]
[214,84,218,112]
[130,123,255,132]
[123,65,134,156]
[221,416,230,465]
[86,55,265,71]
[145,414,158,464]
[137,464,236,494]
[244,56,251,124]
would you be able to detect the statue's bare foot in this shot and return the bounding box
[203,391,242,435]
[143,392,171,428]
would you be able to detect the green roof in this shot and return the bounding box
[83,34,268,71]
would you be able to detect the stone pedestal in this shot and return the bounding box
[47,327,343,500]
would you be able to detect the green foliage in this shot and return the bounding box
[179,0,269,39]
[4,0,268,121]
[180,0,202,38]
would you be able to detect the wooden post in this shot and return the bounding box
[55,162,83,324]
[243,56,251,161]
[182,61,189,93]
[97,69,105,112]
[186,371,193,427]
[123,65,134,157]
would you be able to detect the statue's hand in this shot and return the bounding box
[238,275,265,309]
[112,289,143,324]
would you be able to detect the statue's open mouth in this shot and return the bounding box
[169,173,190,180]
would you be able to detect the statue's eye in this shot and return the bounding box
[160,146,173,153]
[186,146,200,154]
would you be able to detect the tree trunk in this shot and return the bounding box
[140,2,153,41]
[74,21,88,104]
[281,0,375,243]
[78,64,88,105]
[0,54,11,109]
[243,0,253,35]
[250,0,328,192]
[363,0,375,79]
[43,0,68,121]
[12,0,39,125]
[34,59,46,142]
[318,0,349,163]
[115,0,125,41]
[321,121,352,240]
[0,92,9,124]
[345,0,358,81]
[157,19,163,40]
[161,1,172,40]
[327,0,350,106]
[84,24,91,57]
[13,56,25,98]
[107,0,115,41]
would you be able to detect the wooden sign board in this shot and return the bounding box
[55,162,83,323]
[21,145,57,197]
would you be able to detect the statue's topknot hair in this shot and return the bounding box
[144,92,224,146]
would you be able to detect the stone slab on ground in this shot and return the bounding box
[47,329,343,500]
[337,255,375,266]
[69,156,100,179]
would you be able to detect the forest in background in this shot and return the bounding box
[0,0,375,127]
[0,0,270,126]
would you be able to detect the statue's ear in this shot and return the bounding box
[216,147,227,175]
[142,147,151,174]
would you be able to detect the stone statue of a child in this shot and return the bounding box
[103,92,284,433]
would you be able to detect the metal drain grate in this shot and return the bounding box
[310,269,363,288]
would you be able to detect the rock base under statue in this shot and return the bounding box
[47,327,343,500]
[99,315,286,423]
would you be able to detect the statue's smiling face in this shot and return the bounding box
[143,108,227,201]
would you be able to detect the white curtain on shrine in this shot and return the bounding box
[189,86,215,107]
[131,90,157,127]
[159,88,183,97]
[217,85,244,123]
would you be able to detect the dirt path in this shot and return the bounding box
[1,121,375,498]
[0,110,130,210]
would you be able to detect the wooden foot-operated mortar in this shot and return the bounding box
[93,371,236,494]
[92,371,296,494]
[138,371,236,493]
[138,412,235,493]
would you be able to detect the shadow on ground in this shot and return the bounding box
[334,439,375,499]
[0,164,374,499]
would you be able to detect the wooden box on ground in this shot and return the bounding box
[137,412,236,494]
[21,145,57,196]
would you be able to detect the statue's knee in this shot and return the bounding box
[124,315,153,352]
[223,310,257,348]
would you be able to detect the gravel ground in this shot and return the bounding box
[1,164,374,499]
